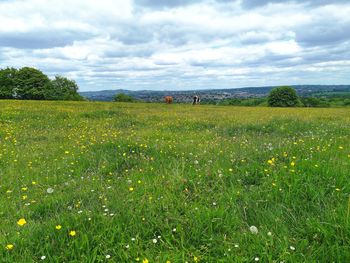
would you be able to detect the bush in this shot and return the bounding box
[267,86,300,107]
[113,93,135,102]
[343,99,350,106]
[301,97,330,108]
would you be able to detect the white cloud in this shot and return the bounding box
[0,0,349,90]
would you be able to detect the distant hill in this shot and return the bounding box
[80,85,350,102]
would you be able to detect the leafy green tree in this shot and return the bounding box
[0,67,17,99]
[267,86,300,107]
[15,67,51,100]
[113,93,135,102]
[49,76,84,100]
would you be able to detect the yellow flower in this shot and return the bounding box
[166,261,171,263]
[56,225,62,230]
[17,218,27,226]
[194,256,199,262]
[290,161,295,167]
[69,230,76,236]
[267,159,273,165]
[65,151,69,154]
[143,259,149,263]
[129,187,134,192]
[6,244,14,250]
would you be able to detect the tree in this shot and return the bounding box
[15,67,51,100]
[49,76,83,100]
[267,86,300,107]
[0,67,17,99]
[113,93,135,102]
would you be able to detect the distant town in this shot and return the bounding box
[80,85,350,103]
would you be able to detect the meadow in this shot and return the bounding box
[0,100,349,262]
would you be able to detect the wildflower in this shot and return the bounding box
[166,261,171,263]
[129,187,134,192]
[55,225,62,230]
[65,151,69,154]
[194,256,199,262]
[69,230,76,236]
[17,218,27,226]
[41,256,46,260]
[267,232,272,236]
[106,255,111,259]
[152,238,157,244]
[46,188,54,194]
[290,161,295,167]
[143,259,149,263]
[255,257,260,261]
[6,244,14,250]
[335,188,341,192]
[290,246,296,251]
[249,225,258,234]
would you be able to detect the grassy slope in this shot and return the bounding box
[0,100,349,262]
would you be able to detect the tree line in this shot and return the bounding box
[0,67,83,101]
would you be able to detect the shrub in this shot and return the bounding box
[113,93,135,102]
[267,86,300,107]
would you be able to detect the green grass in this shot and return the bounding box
[0,100,349,262]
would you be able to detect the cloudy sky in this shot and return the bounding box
[1,0,350,91]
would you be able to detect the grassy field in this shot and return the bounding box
[1,100,349,262]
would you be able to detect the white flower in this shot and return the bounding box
[106,255,111,259]
[249,226,258,234]
[255,257,260,261]
[125,244,130,249]
[131,238,136,241]
[267,232,272,236]
[172,228,177,232]
[46,188,54,194]
[41,256,46,260]
[234,244,239,248]
[290,246,295,251]
[152,238,157,244]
